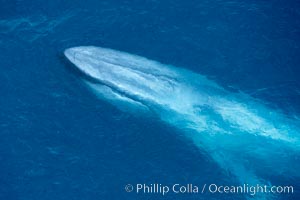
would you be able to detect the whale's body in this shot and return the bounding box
[65,46,299,199]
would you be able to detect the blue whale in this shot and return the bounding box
[65,46,299,199]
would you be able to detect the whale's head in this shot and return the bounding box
[64,46,178,80]
[64,46,186,109]
[64,46,108,80]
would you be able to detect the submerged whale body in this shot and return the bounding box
[64,46,299,199]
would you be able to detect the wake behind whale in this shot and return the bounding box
[64,46,299,199]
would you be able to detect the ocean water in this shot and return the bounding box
[1,0,300,200]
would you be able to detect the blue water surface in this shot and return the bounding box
[1,0,300,199]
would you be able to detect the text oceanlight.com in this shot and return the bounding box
[124,183,294,196]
